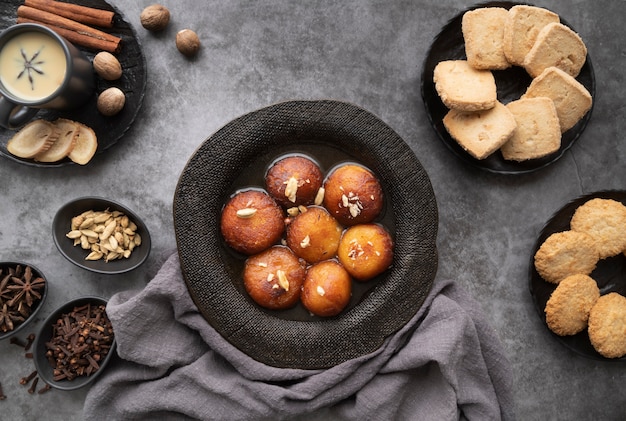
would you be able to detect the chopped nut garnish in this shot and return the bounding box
[287,207,300,217]
[236,208,257,218]
[276,270,290,291]
[314,187,325,205]
[300,235,311,248]
[316,286,325,296]
[340,192,363,218]
[284,176,299,203]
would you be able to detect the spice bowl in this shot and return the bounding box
[33,296,116,391]
[52,196,151,274]
[0,261,48,341]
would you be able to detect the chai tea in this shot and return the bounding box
[0,30,67,103]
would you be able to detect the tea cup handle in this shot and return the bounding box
[0,95,38,129]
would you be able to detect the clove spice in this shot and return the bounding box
[0,382,5,400]
[44,303,113,382]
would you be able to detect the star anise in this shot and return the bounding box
[0,301,25,333]
[7,266,45,308]
[0,271,13,302]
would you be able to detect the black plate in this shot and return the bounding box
[173,100,439,369]
[421,2,595,174]
[529,190,626,361]
[0,0,147,167]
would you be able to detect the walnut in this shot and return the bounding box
[93,52,122,81]
[176,29,200,57]
[140,4,170,31]
[97,87,125,116]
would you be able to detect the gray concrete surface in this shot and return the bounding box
[1,0,625,419]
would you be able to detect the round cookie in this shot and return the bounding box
[301,260,352,317]
[265,155,324,208]
[323,163,384,226]
[285,206,343,264]
[243,246,306,310]
[220,190,285,255]
[588,292,626,358]
[533,230,599,284]
[570,198,626,259]
[544,274,600,336]
[337,223,394,281]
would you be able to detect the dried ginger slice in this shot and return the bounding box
[68,122,98,165]
[35,118,79,163]
[6,119,57,158]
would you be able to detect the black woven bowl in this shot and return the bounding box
[173,100,439,369]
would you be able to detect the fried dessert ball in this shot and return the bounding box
[220,190,285,255]
[323,163,384,226]
[337,223,394,281]
[243,246,306,310]
[301,260,352,317]
[285,206,343,264]
[265,155,324,208]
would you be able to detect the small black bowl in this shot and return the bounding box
[0,261,48,341]
[33,296,116,391]
[52,196,151,274]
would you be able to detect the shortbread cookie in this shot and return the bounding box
[443,101,516,160]
[462,7,511,70]
[433,60,497,111]
[570,198,626,259]
[6,119,57,158]
[534,230,599,284]
[503,5,560,66]
[524,22,587,78]
[501,97,561,161]
[588,293,626,358]
[34,119,79,163]
[523,67,592,133]
[545,274,600,336]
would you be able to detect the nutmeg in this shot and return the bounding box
[97,87,125,116]
[140,4,170,31]
[93,52,122,81]
[176,29,200,57]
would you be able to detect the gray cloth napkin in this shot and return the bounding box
[83,252,515,421]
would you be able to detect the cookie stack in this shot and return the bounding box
[433,5,592,162]
[534,198,626,359]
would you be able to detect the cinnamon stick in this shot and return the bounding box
[24,0,115,28]
[17,5,121,53]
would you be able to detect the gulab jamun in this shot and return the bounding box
[301,260,352,317]
[337,223,394,281]
[243,246,306,310]
[220,190,285,255]
[323,163,384,226]
[265,155,324,208]
[286,206,343,264]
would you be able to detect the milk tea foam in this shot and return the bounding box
[0,31,67,102]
